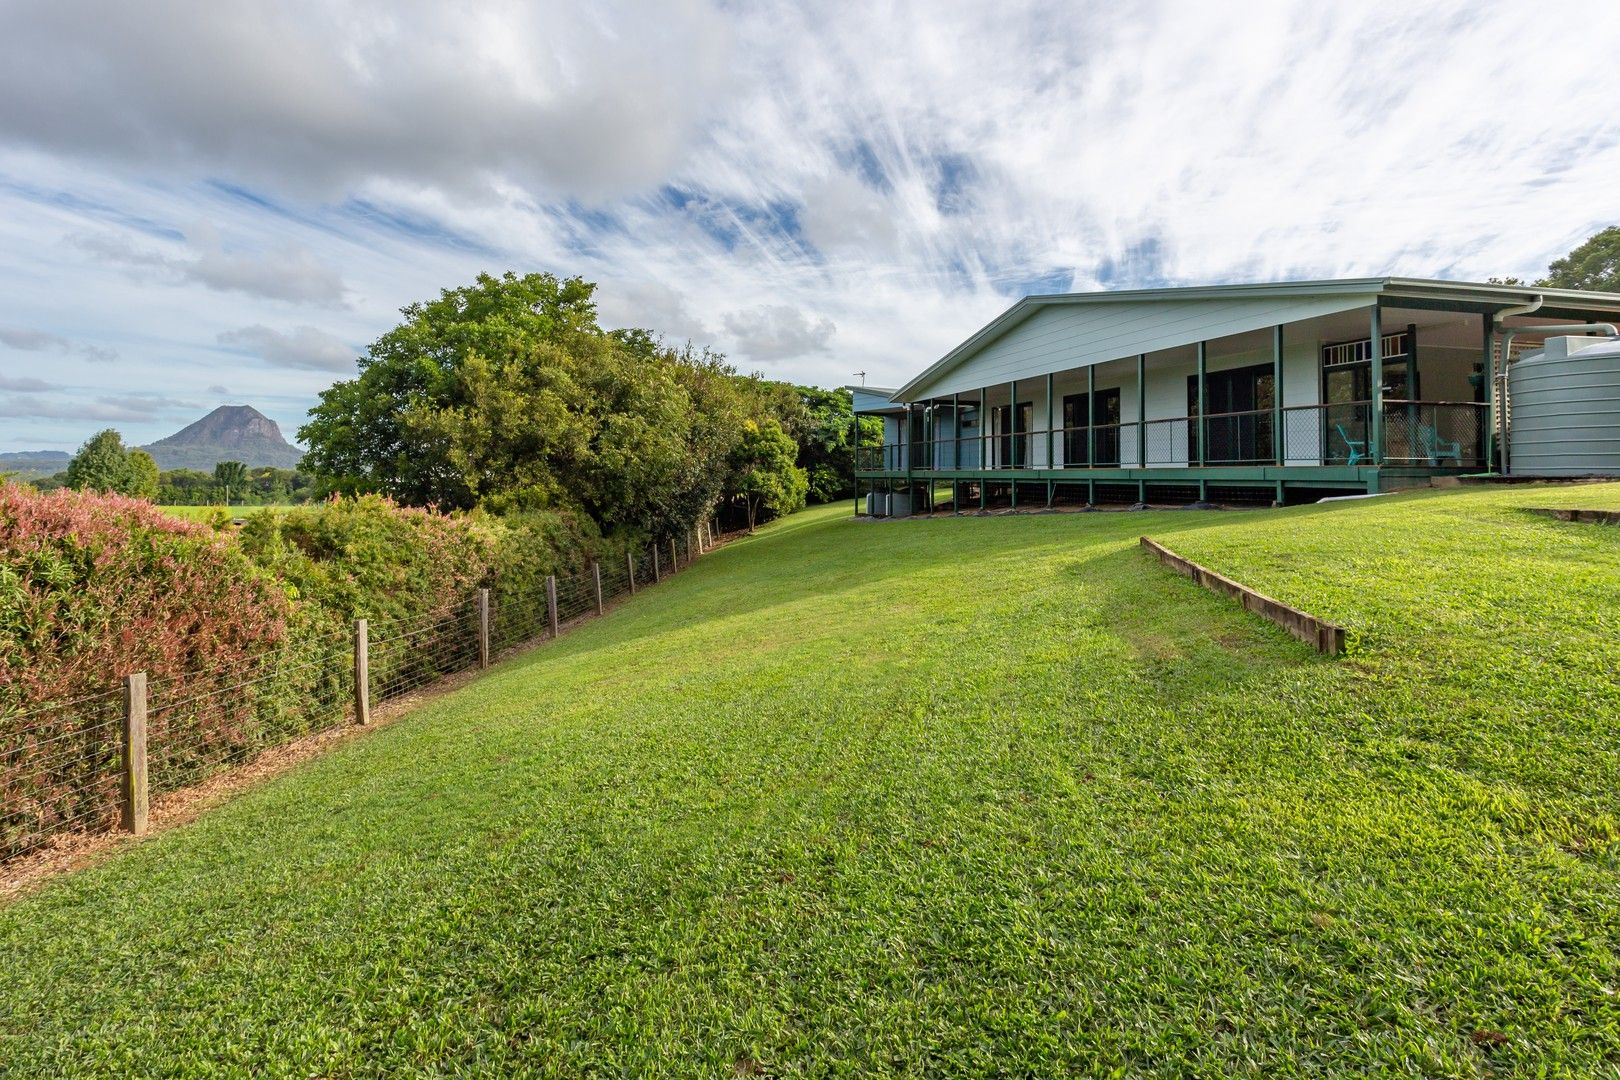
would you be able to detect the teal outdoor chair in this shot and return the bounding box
[1335,424,1368,466]
[1420,423,1461,465]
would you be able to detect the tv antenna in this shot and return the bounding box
[853,371,866,386]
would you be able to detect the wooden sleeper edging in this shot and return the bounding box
[1524,507,1620,525]
[1139,536,1346,655]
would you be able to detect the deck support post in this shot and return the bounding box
[926,401,939,469]
[1045,372,1054,470]
[1482,315,1497,471]
[1008,379,1017,508]
[1086,363,1096,469]
[1195,340,1207,468]
[952,392,961,469]
[1272,325,1284,465]
[1135,353,1147,468]
[1407,322,1419,399]
[980,387,989,477]
[1370,306,1384,465]
[1088,478,1096,506]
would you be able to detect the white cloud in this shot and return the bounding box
[218,325,355,372]
[0,0,734,202]
[0,374,55,391]
[722,304,836,363]
[0,325,118,362]
[75,228,348,306]
[0,327,66,351]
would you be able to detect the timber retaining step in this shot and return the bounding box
[1139,536,1346,655]
[1524,507,1620,525]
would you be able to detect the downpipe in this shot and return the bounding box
[1491,295,1543,476]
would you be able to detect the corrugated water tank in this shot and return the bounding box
[1508,335,1620,476]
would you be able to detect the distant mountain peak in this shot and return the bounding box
[141,405,304,471]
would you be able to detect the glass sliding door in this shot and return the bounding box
[994,402,1033,468]
[1188,363,1274,464]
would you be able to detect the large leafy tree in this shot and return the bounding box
[299,271,765,538]
[64,429,155,498]
[727,418,807,531]
[301,271,601,508]
[127,450,160,500]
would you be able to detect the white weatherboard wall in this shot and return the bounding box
[908,292,1376,401]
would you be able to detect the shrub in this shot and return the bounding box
[0,485,289,712]
[0,484,293,852]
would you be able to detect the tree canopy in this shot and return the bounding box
[63,429,158,498]
[299,271,836,537]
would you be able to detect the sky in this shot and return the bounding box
[1,0,1619,453]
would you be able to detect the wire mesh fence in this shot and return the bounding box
[0,534,722,864]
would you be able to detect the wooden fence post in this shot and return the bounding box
[121,672,148,835]
[670,537,678,571]
[546,575,560,638]
[592,561,604,615]
[477,588,490,669]
[627,549,637,594]
[353,618,370,725]
[653,544,661,583]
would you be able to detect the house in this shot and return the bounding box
[852,278,1620,509]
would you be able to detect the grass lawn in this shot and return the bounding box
[3,484,1618,1076]
[157,504,296,521]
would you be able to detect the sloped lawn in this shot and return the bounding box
[1,484,1617,1076]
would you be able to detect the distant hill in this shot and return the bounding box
[0,450,71,478]
[141,405,305,471]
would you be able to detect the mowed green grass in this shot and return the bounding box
[157,504,295,521]
[3,485,1619,1076]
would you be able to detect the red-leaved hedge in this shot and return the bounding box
[0,485,290,711]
